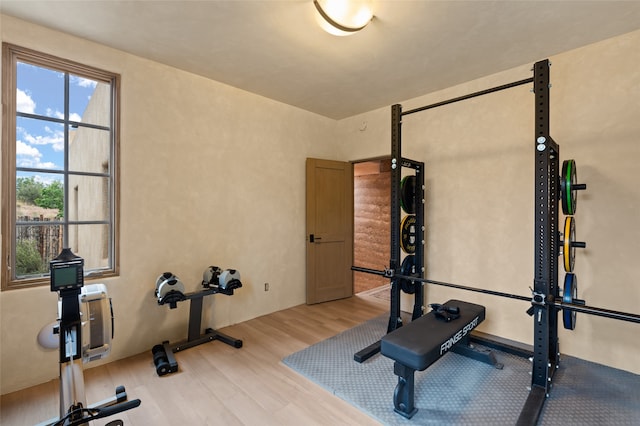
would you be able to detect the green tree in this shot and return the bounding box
[15,240,47,276]
[16,176,44,204]
[36,181,64,217]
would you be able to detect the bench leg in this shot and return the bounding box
[451,336,504,369]
[393,362,418,418]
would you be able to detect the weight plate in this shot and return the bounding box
[563,216,576,272]
[563,273,578,330]
[151,344,165,356]
[153,350,167,365]
[400,175,416,214]
[561,159,577,215]
[156,359,171,376]
[399,255,417,294]
[400,215,417,254]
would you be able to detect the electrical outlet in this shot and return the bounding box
[264,282,269,291]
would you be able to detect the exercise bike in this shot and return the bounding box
[38,248,141,426]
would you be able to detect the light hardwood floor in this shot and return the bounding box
[1,294,388,425]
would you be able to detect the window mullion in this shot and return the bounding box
[63,72,70,249]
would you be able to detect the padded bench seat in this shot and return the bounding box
[381,299,499,418]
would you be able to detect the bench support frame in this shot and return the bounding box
[391,333,502,419]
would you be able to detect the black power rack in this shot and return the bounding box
[350,59,640,424]
[354,106,426,362]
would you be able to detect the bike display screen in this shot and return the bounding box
[50,263,83,291]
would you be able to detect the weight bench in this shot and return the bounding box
[380,299,502,419]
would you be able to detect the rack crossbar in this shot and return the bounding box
[402,77,534,116]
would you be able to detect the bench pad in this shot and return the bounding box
[380,299,485,370]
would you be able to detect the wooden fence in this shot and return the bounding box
[16,216,63,263]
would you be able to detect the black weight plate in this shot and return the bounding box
[153,351,167,365]
[400,175,416,214]
[563,216,576,272]
[400,215,417,254]
[399,255,416,294]
[156,360,171,376]
[561,159,577,215]
[563,273,578,330]
[151,344,165,356]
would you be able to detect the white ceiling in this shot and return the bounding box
[2,1,640,119]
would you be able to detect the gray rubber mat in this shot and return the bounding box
[283,314,640,425]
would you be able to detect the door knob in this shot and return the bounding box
[309,234,322,243]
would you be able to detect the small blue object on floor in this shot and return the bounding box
[283,313,640,425]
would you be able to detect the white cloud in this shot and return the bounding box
[45,108,83,123]
[17,89,36,114]
[17,125,64,152]
[16,140,40,157]
[71,76,97,88]
[15,140,57,169]
[21,127,63,146]
[44,126,65,152]
[47,108,63,119]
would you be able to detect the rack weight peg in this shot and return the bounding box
[562,216,586,272]
[560,159,587,215]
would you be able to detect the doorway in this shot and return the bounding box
[353,159,391,294]
[306,158,353,304]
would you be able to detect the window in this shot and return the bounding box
[2,44,120,290]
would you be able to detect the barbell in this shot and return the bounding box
[351,265,640,326]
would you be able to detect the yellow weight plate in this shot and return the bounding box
[563,216,575,272]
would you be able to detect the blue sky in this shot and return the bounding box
[16,61,97,184]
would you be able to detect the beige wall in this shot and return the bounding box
[68,82,112,269]
[1,15,638,395]
[338,29,640,374]
[0,14,338,394]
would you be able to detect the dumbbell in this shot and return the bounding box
[151,344,171,376]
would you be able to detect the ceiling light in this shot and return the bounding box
[314,0,374,36]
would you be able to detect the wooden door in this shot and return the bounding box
[306,158,353,304]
